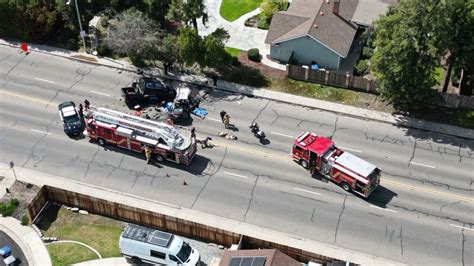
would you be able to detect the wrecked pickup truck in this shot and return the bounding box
[121,77,177,107]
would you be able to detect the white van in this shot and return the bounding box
[119,224,200,265]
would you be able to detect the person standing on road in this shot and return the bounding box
[190,127,196,140]
[220,111,226,123]
[223,113,230,129]
[144,146,153,164]
[78,103,84,118]
[84,99,90,111]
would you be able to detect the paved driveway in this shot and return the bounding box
[0,231,28,266]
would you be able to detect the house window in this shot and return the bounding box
[150,250,165,259]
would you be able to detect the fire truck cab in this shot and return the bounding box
[292,132,381,198]
[86,107,196,165]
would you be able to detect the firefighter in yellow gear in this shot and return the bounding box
[144,146,153,164]
[223,114,230,128]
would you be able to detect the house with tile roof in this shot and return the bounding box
[265,0,395,72]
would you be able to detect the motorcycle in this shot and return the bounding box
[249,122,265,139]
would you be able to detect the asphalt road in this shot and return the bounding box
[0,231,28,266]
[0,46,473,265]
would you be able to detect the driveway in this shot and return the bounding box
[197,0,286,70]
[0,231,28,266]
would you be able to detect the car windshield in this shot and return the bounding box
[64,114,80,123]
[176,242,192,262]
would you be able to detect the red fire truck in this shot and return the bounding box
[292,132,381,198]
[85,107,196,165]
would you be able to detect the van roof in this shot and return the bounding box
[121,224,174,248]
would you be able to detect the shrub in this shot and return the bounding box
[21,214,29,225]
[248,48,261,62]
[0,198,20,217]
[355,59,369,76]
[362,47,374,59]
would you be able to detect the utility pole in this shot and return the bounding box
[67,0,87,52]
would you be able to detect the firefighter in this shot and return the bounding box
[78,103,84,118]
[220,110,226,123]
[190,127,196,140]
[144,146,153,164]
[84,99,90,111]
[223,113,230,129]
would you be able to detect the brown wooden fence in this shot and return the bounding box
[27,185,339,264]
[287,64,378,94]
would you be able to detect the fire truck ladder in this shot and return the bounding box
[91,107,182,145]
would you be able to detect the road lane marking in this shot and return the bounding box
[4,90,473,204]
[369,204,397,213]
[0,89,55,106]
[382,179,473,203]
[409,161,436,169]
[270,132,294,138]
[90,90,111,97]
[340,146,362,153]
[450,224,474,231]
[206,117,221,122]
[30,129,52,135]
[35,77,55,84]
[294,188,320,196]
[223,171,249,179]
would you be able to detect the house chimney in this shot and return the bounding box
[333,0,340,15]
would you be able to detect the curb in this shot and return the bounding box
[2,41,472,140]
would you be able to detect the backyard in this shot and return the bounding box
[37,204,125,266]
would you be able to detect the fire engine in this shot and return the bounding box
[85,107,196,165]
[292,132,381,198]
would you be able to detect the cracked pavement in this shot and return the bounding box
[0,45,473,265]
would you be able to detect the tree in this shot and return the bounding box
[434,0,474,93]
[372,0,441,111]
[176,26,202,66]
[167,0,205,32]
[201,28,231,68]
[103,8,161,61]
[143,0,170,28]
[158,35,178,73]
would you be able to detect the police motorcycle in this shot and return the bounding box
[249,122,266,139]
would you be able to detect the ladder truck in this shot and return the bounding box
[85,107,196,165]
[292,132,381,198]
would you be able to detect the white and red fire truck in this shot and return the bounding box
[292,132,381,198]
[85,107,196,165]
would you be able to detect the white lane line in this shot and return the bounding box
[369,204,397,213]
[35,77,55,84]
[409,161,436,169]
[223,171,249,179]
[294,187,320,196]
[450,224,474,231]
[30,129,52,135]
[340,146,362,153]
[90,90,111,97]
[206,117,221,122]
[270,132,294,138]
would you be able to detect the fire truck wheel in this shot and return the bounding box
[341,182,351,192]
[156,154,164,162]
[97,138,106,146]
[300,159,309,169]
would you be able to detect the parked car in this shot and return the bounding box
[121,77,177,107]
[119,224,200,265]
[58,101,85,137]
[0,246,16,266]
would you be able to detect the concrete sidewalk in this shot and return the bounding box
[0,162,404,266]
[1,39,472,140]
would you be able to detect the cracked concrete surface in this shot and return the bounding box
[333,195,347,244]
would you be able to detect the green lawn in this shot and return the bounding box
[47,243,99,266]
[225,47,242,57]
[220,0,263,21]
[434,66,443,84]
[39,207,125,264]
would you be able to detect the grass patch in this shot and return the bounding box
[455,109,474,129]
[47,242,99,266]
[39,206,125,262]
[220,0,263,21]
[225,47,242,57]
[270,78,360,105]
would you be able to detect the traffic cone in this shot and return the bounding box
[20,42,29,54]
